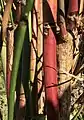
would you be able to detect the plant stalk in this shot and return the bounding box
[43,0,59,119]
[8,21,27,120]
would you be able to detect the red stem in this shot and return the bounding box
[43,0,59,120]
[68,0,78,14]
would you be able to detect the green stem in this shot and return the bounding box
[21,28,33,119]
[10,10,14,25]
[8,21,27,120]
[8,1,34,120]
[24,0,34,16]
[0,0,4,12]
[28,11,32,42]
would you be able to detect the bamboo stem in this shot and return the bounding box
[68,0,78,14]
[43,0,59,119]
[79,0,84,15]
[8,22,27,120]
[21,29,34,119]
[29,1,38,115]
[37,0,44,114]
[8,0,34,119]
[59,0,67,38]
[30,5,37,84]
